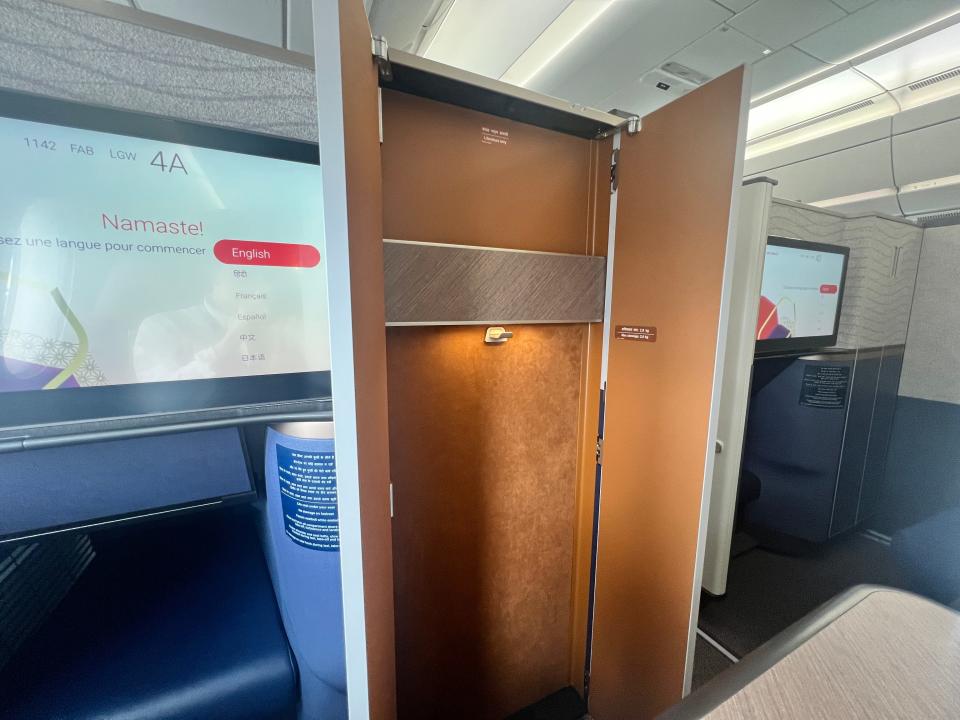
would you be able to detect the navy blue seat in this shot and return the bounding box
[0,507,297,720]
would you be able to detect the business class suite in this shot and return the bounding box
[2,1,960,719]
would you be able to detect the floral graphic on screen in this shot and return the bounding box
[0,276,107,391]
[756,295,796,340]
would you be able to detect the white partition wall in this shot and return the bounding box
[701,178,774,596]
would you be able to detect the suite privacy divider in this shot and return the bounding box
[320,2,751,717]
[0,0,748,715]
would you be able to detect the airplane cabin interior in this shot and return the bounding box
[1,1,960,719]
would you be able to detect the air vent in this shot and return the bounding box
[815,99,876,123]
[748,99,877,146]
[908,67,960,92]
[913,209,960,228]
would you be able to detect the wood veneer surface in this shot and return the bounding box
[387,325,584,719]
[589,67,747,720]
[382,88,599,718]
[338,1,396,716]
[380,90,593,255]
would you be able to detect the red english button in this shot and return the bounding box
[214,239,320,268]
[820,284,838,294]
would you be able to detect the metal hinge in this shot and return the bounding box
[377,87,383,144]
[389,482,395,518]
[610,149,619,194]
[372,35,392,82]
[595,437,604,464]
[608,108,642,136]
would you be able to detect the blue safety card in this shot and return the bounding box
[275,444,339,551]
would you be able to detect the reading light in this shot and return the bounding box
[484,327,513,344]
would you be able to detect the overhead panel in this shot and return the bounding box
[728,0,845,51]
[894,91,960,133]
[424,0,571,80]
[813,190,903,217]
[367,0,438,52]
[748,69,881,140]
[893,71,960,119]
[601,69,690,118]
[669,25,769,80]
[530,0,731,108]
[751,47,830,99]
[745,116,891,175]
[899,180,960,216]
[892,116,960,187]
[287,0,314,54]
[499,0,617,89]
[832,0,874,11]
[764,139,894,204]
[795,0,960,64]
[136,0,283,46]
[855,22,960,90]
[712,0,757,11]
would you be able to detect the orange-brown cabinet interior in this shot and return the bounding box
[339,7,748,712]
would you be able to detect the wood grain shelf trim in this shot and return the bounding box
[383,240,606,325]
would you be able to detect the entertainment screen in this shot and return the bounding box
[0,89,330,430]
[756,236,849,353]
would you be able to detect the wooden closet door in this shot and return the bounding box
[588,66,749,719]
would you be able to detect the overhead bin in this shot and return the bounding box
[746,72,960,220]
[899,179,960,217]
[755,139,894,205]
[892,116,960,186]
[744,117,890,177]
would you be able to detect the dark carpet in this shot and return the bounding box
[692,635,734,690]
[698,532,906,659]
[505,686,586,720]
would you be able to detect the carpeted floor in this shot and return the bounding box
[691,635,734,691]
[698,532,906,661]
[505,686,586,720]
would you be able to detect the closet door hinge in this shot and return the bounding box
[389,482,395,518]
[595,437,604,464]
[372,35,392,82]
[378,87,383,144]
[610,149,619,194]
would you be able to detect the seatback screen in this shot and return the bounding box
[756,236,849,353]
[0,89,329,429]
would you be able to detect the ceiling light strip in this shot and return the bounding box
[500,0,616,88]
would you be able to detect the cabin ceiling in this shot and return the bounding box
[107,1,960,111]
[105,0,960,219]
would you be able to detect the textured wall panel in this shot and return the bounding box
[0,0,317,141]
[841,216,922,348]
[379,88,598,719]
[388,324,584,719]
[767,202,922,350]
[384,240,605,324]
[900,226,960,403]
